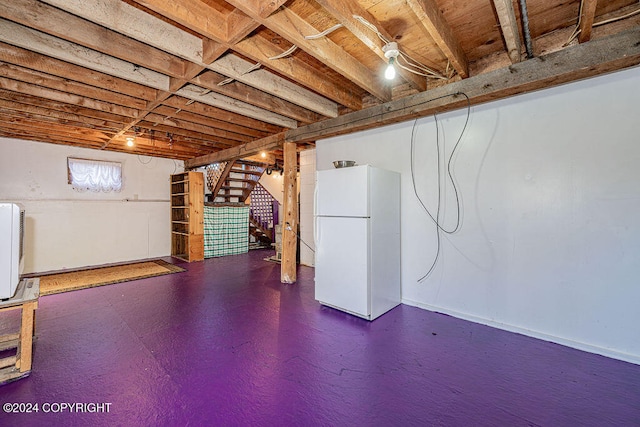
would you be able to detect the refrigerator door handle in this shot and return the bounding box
[313,183,319,246]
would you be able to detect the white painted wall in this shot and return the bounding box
[316,66,640,364]
[299,148,316,266]
[0,137,182,273]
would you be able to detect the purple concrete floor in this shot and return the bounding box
[1,249,640,426]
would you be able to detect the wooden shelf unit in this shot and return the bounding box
[171,172,204,262]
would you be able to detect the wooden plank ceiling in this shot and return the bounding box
[0,0,639,165]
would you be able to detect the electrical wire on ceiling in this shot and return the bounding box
[268,45,298,60]
[411,92,471,282]
[300,15,447,80]
[565,0,640,46]
[217,62,262,86]
[304,24,344,40]
[352,15,448,80]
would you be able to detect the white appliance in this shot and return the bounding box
[314,165,401,320]
[0,203,25,300]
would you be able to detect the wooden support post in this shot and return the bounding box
[281,141,298,284]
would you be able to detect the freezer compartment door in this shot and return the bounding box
[316,165,369,217]
[315,216,369,318]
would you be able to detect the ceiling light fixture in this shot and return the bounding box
[126,136,135,147]
[382,42,399,80]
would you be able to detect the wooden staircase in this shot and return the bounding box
[206,160,265,204]
[249,215,272,247]
[205,160,277,248]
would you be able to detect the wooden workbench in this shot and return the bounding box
[0,278,39,384]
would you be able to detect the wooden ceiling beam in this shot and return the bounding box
[151,105,270,139]
[226,9,261,44]
[226,2,391,102]
[143,113,253,143]
[287,25,640,142]
[162,96,283,134]
[0,62,147,110]
[0,42,157,101]
[0,77,140,118]
[0,113,111,142]
[129,0,352,112]
[185,133,286,169]
[1,0,187,79]
[0,89,131,125]
[175,84,297,128]
[578,0,599,43]
[405,0,469,78]
[492,0,522,63]
[132,121,238,149]
[192,71,323,124]
[210,54,338,118]
[238,0,289,19]
[315,0,427,92]
[235,35,363,111]
[41,0,205,64]
[189,25,640,165]
[0,99,125,131]
[131,0,227,42]
[0,19,170,91]
[51,0,339,119]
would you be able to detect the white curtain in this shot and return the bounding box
[68,158,122,192]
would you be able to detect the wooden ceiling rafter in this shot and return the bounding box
[131,0,347,113]
[186,25,640,168]
[405,0,469,78]
[314,0,427,92]
[225,0,392,102]
[492,0,523,63]
[22,0,340,155]
[1,0,188,80]
[0,42,158,101]
[191,71,324,124]
[578,0,599,43]
[0,0,638,163]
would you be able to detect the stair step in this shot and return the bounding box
[230,168,263,176]
[226,177,258,183]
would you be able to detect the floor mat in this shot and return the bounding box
[38,259,185,295]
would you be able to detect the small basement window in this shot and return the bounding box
[67,157,123,192]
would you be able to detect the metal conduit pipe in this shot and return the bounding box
[518,0,535,58]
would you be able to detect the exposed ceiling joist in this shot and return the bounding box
[405,0,469,78]
[314,0,427,92]
[211,54,338,117]
[40,0,204,64]
[176,84,297,128]
[0,42,158,101]
[0,19,170,90]
[492,0,522,63]
[578,0,599,43]
[226,1,392,102]
[234,35,363,111]
[1,0,188,79]
[0,0,638,163]
[186,26,640,168]
[185,132,286,168]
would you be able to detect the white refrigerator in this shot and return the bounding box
[314,165,401,320]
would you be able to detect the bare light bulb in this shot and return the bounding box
[126,137,135,147]
[382,42,399,81]
[384,57,396,80]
